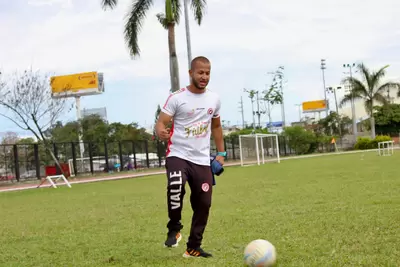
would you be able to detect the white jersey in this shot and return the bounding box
[161,87,221,166]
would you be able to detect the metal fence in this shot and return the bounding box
[0,136,348,183]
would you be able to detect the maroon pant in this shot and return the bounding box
[165,156,213,249]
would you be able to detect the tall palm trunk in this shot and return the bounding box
[370,116,376,139]
[167,22,180,92]
[370,113,376,139]
[369,101,376,139]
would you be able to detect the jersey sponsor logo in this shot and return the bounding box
[184,121,209,138]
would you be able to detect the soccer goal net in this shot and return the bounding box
[68,156,111,177]
[378,141,394,156]
[239,134,280,166]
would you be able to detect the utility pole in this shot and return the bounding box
[256,91,262,128]
[238,96,245,129]
[321,59,329,117]
[243,88,257,132]
[295,104,302,121]
[343,63,357,137]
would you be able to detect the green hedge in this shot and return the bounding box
[354,135,392,150]
[282,126,337,155]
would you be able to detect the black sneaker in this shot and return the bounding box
[183,247,213,258]
[164,231,182,248]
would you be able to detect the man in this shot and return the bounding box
[155,56,225,258]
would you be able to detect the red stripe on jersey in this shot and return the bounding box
[162,88,186,109]
[166,122,175,156]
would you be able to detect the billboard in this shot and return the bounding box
[50,71,104,98]
[302,100,328,113]
[266,121,283,128]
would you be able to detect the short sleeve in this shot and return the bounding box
[213,96,221,118]
[161,94,178,116]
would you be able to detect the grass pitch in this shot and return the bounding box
[1,151,400,266]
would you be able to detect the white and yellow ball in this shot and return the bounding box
[243,239,277,267]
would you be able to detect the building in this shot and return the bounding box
[333,85,400,122]
[81,107,108,121]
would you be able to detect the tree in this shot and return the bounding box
[263,82,283,130]
[101,0,208,92]
[373,103,400,135]
[48,120,80,143]
[282,126,317,155]
[315,112,352,136]
[0,69,71,175]
[1,131,19,145]
[340,63,400,139]
[243,88,258,130]
[263,66,284,130]
[153,104,162,139]
[156,0,181,92]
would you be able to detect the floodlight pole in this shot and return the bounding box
[343,63,357,137]
[320,59,329,117]
[327,86,343,140]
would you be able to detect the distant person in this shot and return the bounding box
[156,56,226,258]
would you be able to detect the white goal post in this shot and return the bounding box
[378,141,394,156]
[37,174,72,189]
[239,133,280,166]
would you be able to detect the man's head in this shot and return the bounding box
[189,56,211,90]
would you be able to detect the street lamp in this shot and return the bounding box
[326,85,342,138]
[320,59,328,117]
[343,63,357,137]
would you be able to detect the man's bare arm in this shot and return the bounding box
[211,117,225,153]
[156,112,173,141]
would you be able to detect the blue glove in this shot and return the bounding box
[210,155,224,186]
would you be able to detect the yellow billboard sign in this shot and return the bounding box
[302,100,328,113]
[50,71,104,98]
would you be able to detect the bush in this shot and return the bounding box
[370,135,392,148]
[354,135,392,150]
[283,126,317,155]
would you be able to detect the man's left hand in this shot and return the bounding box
[215,155,225,166]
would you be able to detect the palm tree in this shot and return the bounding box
[101,0,207,93]
[339,63,400,139]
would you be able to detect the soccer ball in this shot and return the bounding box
[243,239,277,267]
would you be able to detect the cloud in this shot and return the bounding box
[1,0,400,133]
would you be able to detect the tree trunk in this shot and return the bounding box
[167,22,180,93]
[370,115,376,139]
[369,102,376,139]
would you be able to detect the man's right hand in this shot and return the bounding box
[157,128,171,141]
[155,111,173,141]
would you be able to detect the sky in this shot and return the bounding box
[1,0,400,137]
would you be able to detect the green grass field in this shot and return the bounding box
[1,151,400,267]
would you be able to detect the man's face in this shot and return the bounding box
[190,61,211,90]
